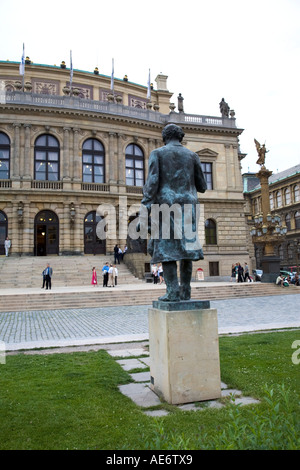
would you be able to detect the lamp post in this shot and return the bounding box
[250,140,287,282]
[70,203,76,225]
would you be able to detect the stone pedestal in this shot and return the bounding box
[148,300,221,405]
[261,255,281,283]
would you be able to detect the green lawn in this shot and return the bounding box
[0,330,299,450]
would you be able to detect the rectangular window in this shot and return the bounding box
[209,262,219,276]
[201,162,213,190]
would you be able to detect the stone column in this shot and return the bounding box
[22,202,31,255]
[63,127,71,180]
[23,124,31,179]
[62,203,71,254]
[12,123,21,179]
[109,132,117,184]
[117,133,125,185]
[73,203,82,254]
[72,128,81,182]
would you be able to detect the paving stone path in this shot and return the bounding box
[107,345,260,416]
[0,294,299,351]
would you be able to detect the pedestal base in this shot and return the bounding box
[148,300,221,405]
[261,255,281,283]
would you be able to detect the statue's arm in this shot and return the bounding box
[141,150,159,208]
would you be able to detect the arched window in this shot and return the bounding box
[125,144,144,187]
[205,219,217,245]
[275,190,282,208]
[285,213,291,231]
[269,192,274,210]
[294,185,299,202]
[284,187,291,205]
[82,138,105,183]
[279,244,284,260]
[34,134,60,181]
[0,132,10,179]
[295,211,300,229]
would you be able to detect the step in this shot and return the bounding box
[0,283,298,312]
[0,255,143,288]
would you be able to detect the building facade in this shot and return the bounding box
[0,59,250,278]
[243,165,300,271]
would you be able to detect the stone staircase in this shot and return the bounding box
[0,255,143,289]
[0,255,298,312]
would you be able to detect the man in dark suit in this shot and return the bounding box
[140,124,207,302]
[45,263,53,290]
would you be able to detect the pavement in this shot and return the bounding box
[0,285,299,351]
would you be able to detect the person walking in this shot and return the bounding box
[45,263,53,290]
[114,264,118,286]
[108,264,116,287]
[4,237,11,257]
[114,245,120,264]
[237,263,244,282]
[157,263,164,284]
[244,262,250,282]
[102,262,109,287]
[152,264,158,284]
[91,267,97,286]
[230,264,236,282]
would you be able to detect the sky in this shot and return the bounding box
[0,0,299,175]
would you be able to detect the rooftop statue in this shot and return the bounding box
[139,124,207,302]
[219,98,230,118]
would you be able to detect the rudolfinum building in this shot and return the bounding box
[0,58,250,279]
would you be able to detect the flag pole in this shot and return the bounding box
[70,50,73,97]
[147,68,151,101]
[19,43,25,92]
[111,58,114,96]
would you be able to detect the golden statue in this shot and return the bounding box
[254,139,269,166]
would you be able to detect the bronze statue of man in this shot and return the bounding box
[140,123,207,301]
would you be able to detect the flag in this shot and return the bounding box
[19,43,25,76]
[147,68,151,100]
[70,50,73,88]
[111,58,114,92]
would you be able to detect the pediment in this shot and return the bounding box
[196,148,218,158]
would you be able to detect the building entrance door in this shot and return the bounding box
[35,210,59,256]
[84,211,106,255]
[0,211,8,256]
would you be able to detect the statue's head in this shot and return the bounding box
[162,124,185,143]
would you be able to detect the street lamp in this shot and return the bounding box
[70,203,76,225]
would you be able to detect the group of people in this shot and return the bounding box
[231,262,251,282]
[276,272,299,287]
[151,263,164,284]
[91,262,119,287]
[113,245,127,265]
